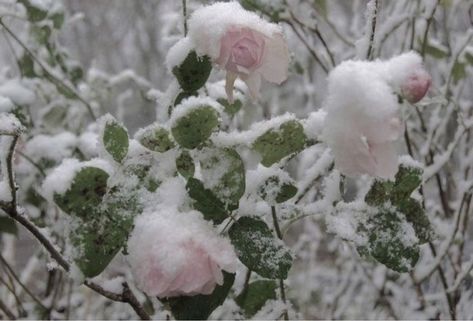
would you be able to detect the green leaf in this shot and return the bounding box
[235,280,277,317]
[164,272,235,320]
[54,166,137,277]
[176,150,195,179]
[172,51,212,92]
[18,0,48,22]
[54,167,109,220]
[138,126,175,153]
[258,176,298,204]
[174,91,197,107]
[358,208,420,273]
[229,216,293,279]
[217,98,242,116]
[70,205,135,277]
[452,61,466,84]
[398,198,433,244]
[199,148,245,205]
[50,12,65,29]
[392,165,422,202]
[424,43,449,59]
[31,25,51,45]
[253,120,307,166]
[365,180,393,207]
[171,106,219,149]
[18,53,36,78]
[186,178,229,224]
[0,216,18,235]
[103,119,129,163]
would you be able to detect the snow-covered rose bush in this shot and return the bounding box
[0,0,471,320]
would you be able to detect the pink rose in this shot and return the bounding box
[127,209,237,298]
[187,2,289,103]
[400,68,431,103]
[217,25,289,103]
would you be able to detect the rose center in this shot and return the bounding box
[231,38,261,68]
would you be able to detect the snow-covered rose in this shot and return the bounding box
[127,208,237,298]
[188,2,289,102]
[323,57,409,179]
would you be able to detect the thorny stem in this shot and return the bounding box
[0,134,150,320]
[0,18,96,120]
[271,206,289,321]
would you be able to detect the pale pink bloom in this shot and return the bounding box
[187,2,289,103]
[323,59,404,179]
[216,25,289,102]
[400,68,431,103]
[127,209,237,298]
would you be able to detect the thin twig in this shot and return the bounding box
[0,18,96,120]
[271,206,289,321]
[182,0,187,36]
[366,0,379,60]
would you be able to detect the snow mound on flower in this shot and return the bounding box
[322,51,429,179]
[187,1,283,60]
[127,207,237,297]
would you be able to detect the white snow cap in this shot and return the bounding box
[127,208,237,298]
[186,1,289,102]
[322,52,429,179]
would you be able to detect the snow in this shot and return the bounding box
[212,112,297,147]
[41,158,113,203]
[0,80,35,106]
[24,132,77,163]
[303,109,327,140]
[165,37,194,71]
[0,113,24,134]
[0,96,14,113]
[188,1,283,60]
[169,95,223,126]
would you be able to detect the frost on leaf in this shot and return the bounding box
[53,166,136,277]
[199,147,245,206]
[186,178,229,224]
[102,117,129,163]
[171,105,219,149]
[252,120,306,167]
[229,216,293,279]
[136,124,175,153]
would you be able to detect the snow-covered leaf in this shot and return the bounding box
[253,120,306,166]
[186,178,229,224]
[172,51,212,92]
[176,150,194,179]
[103,119,129,163]
[171,105,219,149]
[229,216,293,279]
